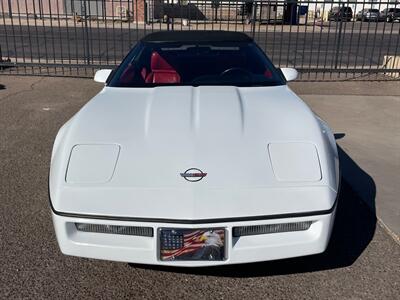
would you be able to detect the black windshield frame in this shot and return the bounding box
[107,40,286,88]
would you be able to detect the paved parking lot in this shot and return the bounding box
[0,76,399,299]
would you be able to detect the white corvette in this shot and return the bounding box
[50,31,340,266]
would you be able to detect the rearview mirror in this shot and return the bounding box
[94,69,113,83]
[280,68,298,82]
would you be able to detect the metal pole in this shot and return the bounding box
[7,0,12,18]
[39,0,43,19]
[167,0,170,30]
[83,0,91,65]
[171,0,174,30]
[251,1,256,38]
[334,3,344,70]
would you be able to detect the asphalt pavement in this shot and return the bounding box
[0,76,399,299]
[290,81,400,239]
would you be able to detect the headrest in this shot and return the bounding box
[150,52,175,71]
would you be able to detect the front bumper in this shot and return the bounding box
[52,207,336,267]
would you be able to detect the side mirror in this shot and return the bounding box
[94,69,113,83]
[280,68,298,82]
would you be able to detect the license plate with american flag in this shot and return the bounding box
[159,228,225,261]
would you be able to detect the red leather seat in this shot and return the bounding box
[145,52,181,84]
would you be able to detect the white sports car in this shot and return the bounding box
[50,31,340,267]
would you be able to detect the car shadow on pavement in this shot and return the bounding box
[130,146,377,277]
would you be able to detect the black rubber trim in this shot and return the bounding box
[48,170,340,224]
[49,192,338,225]
[50,203,336,224]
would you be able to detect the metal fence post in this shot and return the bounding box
[7,0,12,17]
[83,0,91,65]
[167,0,170,31]
[251,1,256,38]
[171,1,174,30]
[38,0,43,19]
[334,3,344,70]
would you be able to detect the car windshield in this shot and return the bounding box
[369,9,379,13]
[108,41,285,88]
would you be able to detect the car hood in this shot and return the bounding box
[50,85,338,219]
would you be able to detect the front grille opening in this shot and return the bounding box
[75,223,154,237]
[233,221,313,237]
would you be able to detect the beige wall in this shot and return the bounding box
[3,0,145,22]
[5,0,65,16]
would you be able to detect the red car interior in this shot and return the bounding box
[140,67,147,80]
[264,69,272,78]
[145,52,181,84]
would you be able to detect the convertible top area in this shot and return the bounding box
[140,30,253,43]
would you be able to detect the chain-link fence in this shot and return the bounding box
[1,0,400,80]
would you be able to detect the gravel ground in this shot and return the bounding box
[0,76,399,299]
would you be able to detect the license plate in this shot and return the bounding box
[159,228,225,261]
